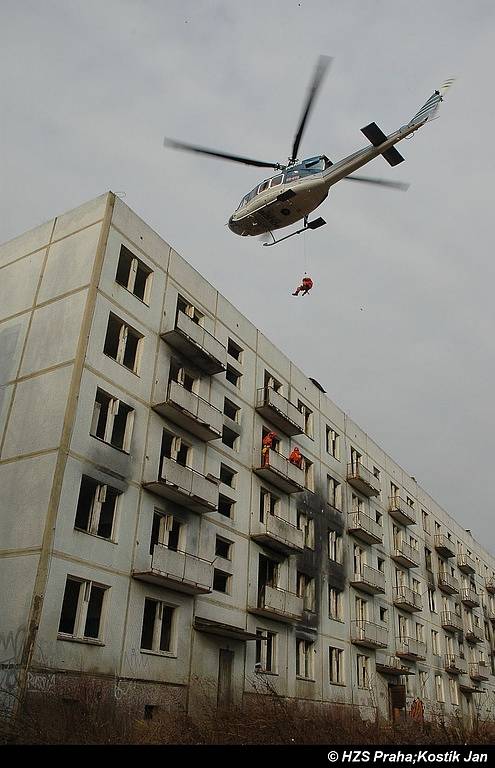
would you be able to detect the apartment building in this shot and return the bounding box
[1,192,494,724]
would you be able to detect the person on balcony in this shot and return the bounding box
[288,446,303,469]
[261,431,278,466]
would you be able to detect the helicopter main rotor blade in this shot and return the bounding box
[163,138,282,170]
[290,55,332,164]
[344,174,410,191]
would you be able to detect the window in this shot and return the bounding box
[150,511,183,554]
[428,588,437,613]
[326,426,340,459]
[160,431,189,466]
[115,245,152,303]
[431,630,440,655]
[227,338,243,363]
[352,493,363,513]
[258,554,279,595]
[220,463,237,488]
[58,577,107,641]
[355,596,368,622]
[296,638,314,679]
[218,494,235,519]
[298,400,313,438]
[449,678,459,706]
[213,569,231,594]
[329,530,343,563]
[298,512,315,549]
[90,388,134,452]
[379,606,388,623]
[327,476,342,511]
[375,510,383,527]
[421,510,430,533]
[264,370,282,393]
[259,488,279,522]
[177,295,203,324]
[329,647,344,684]
[435,674,445,703]
[406,496,415,509]
[303,457,314,491]
[329,587,343,620]
[74,476,120,540]
[425,547,432,571]
[103,313,143,373]
[215,536,232,560]
[140,599,175,654]
[390,482,399,503]
[169,359,196,392]
[377,557,385,573]
[412,577,420,595]
[419,671,429,698]
[373,466,380,480]
[356,654,369,688]
[226,364,241,388]
[350,447,362,470]
[255,629,277,673]
[223,398,240,422]
[415,622,424,642]
[222,425,239,450]
[297,572,315,612]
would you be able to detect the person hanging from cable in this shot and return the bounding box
[292,274,313,296]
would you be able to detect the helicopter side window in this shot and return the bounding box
[270,175,283,188]
[258,180,270,193]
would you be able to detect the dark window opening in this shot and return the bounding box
[226,364,241,388]
[220,464,236,487]
[218,494,234,518]
[84,585,105,639]
[222,425,238,450]
[227,338,243,362]
[213,569,230,593]
[58,578,81,635]
[223,398,240,422]
[215,537,232,560]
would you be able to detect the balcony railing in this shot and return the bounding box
[142,456,218,514]
[346,463,380,497]
[153,380,223,441]
[133,544,213,595]
[444,654,466,675]
[349,564,386,595]
[252,585,304,623]
[376,654,411,676]
[253,448,305,494]
[388,497,416,526]
[434,534,455,559]
[469,662,489,681]
[437,570,460,595]
[461,587,480,608]
[457,553,476,574]
[486,577,495,594]
[441,611,463,633]
[347,511,383,545]
[393,585,422,612]
[391,538,420,569]
[351,620,388,649]
[251,513,304,555]
[396,636,427,661]
[465,626,484,644]
[161,310,227,374]
[255,387,304,436]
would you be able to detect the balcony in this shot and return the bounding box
[469,662,489,682]
[349,564,386,595]
[376,654,413,676]
[395,636,427,661]
[347,511,383,545]
[444,654,466,675]
[250,585,304,623]
[255,387,304,436]
[351,620,388,650]
[393,585,422,613]
[461,588,480,608]
[143,456,218,514]
[441,611,464,633]
[388,497,416,526]
[133,544,213,595]
[251,514,304,555]
[161,310,227,374]
[153,381,222,441]
[346,463,380,497]
[486,577,495,594]
[437,570,460,595]
[434,534,455,559]
[457,553,476,575]
[391,539,420,569]
[465,626,484,644]
[253,448,305,494]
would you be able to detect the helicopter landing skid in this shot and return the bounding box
[262,216,326,246]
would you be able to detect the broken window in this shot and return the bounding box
[90,388,134,452]
[259,488,279,523]
[226,364,241,388]
[58,577,108,641]
[329,646,344,684]
[140,599,175,654]
[297,512,315,549]
[328,530,343,563]
[177,295,203,325]
[219,463,237,488]
[258,554,279,603]
[297,400,313,438]
[223,398,240,422]
[326,426,340,458]
[215,536,232,560]
[303,456,314,491]
[103,313,143,373]
[264,370,283,394]
[296,638,314,679]
[213,569,230,594]
[356,654,369,688]
[255,629,277,673]
[218,494,235,519]
[327,475,342,510]
[222,425,239,450]
[150,511,183,554]
[160,431,190,467]
[74,475,120,540]
[115,245,153,304]
[297,572,315,612]
[227,338,243,363]
[169,359,196,392]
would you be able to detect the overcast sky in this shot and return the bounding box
[1,0,495,553]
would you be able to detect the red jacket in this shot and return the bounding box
[302,277,313,288]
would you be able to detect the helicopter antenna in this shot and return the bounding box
[289,55,332,165]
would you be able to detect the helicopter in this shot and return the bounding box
[164,57,453,246]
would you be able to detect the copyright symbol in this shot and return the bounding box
[328,752,339,762]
